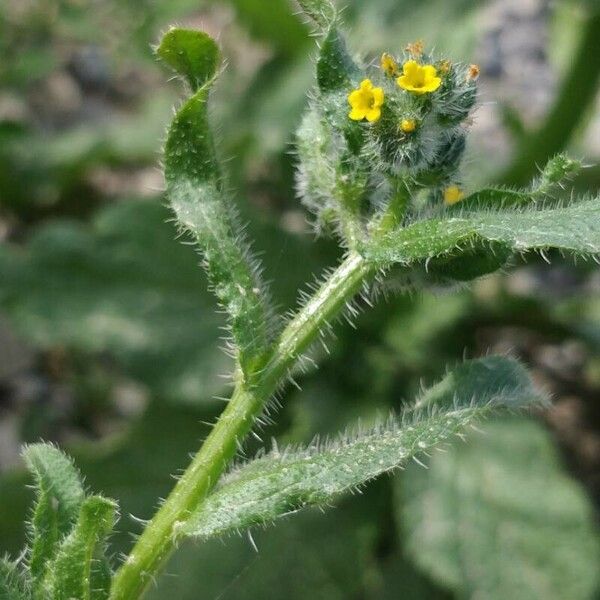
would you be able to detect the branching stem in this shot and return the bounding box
[109,251,373,600]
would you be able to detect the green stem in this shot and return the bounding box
[109,251,373,600]
[371,177,411,236]
[498,10,600,186]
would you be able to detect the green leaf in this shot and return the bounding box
[0,557,31,600]
[160,28,272,374]
[157,28,220,91]
[455,188,533,211]
[420,240,513,283]
[317,26,359,93]
[89,556,112,600]
[0,399,226,561]
[150,506,378,600]
[179,357,544,540]
[45,496,117,600]
[400,418,600,600]
[414,355,545,411]
[367,198,600,265]
[0,202,230,405]
[296,0,336,29]
[456,155,582,211]
[532,154,582,193]
[22,444,85,591]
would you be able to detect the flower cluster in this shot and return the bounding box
[348,59,442,123]
[296,36,479,242]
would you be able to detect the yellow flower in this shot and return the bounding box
[397,60,442,95]
[348,79,385,123]
[444,185,464,205]
[380,53,399,77]
[400,119,416,133]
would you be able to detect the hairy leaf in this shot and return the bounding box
[455,188,533,211]
[419,241,513,283]
[157,28,220,90]
[0,557,31,600]
[414,355,544,410]
[45,496,117,600]
[317,26,359,93]
[455,155,582,211]
[400,418,600,600]
[22,444,85,591]
[159,28,272,374]
[179,357,544,540]
[367,198,600,265]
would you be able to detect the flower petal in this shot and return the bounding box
[365,107,381,122]
[396,75,410,90]
[371,87,385,108]
[402,60,419,78]
[349,107,366,120]
[348,89,363,106]
[423,76,441,92]
[422,65,438,81]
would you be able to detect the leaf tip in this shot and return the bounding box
[156,27,221,90]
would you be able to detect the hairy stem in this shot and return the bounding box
[109,251,373,600]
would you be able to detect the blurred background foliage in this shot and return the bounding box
[1,0,600,598]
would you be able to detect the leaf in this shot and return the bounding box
[400,418,600,600]
[157,28,220,91]
[419,240,513,283]
[0,398,225,562]
[455,154,582,211]
[414,355,545,411]
[160,28,272,374]
[0,424,415,600]
[296,0,336,29]
[317,26,360,93]
[150,505,378,600]
[0,557,31,600]
[179,357,545,540]
[455,188,533,211]
[0,202,230,405]
[367,198,600,265]
[45,496,117,600]
[89,556,112,600]
[22,444,85,591]
[532,153,582,192]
